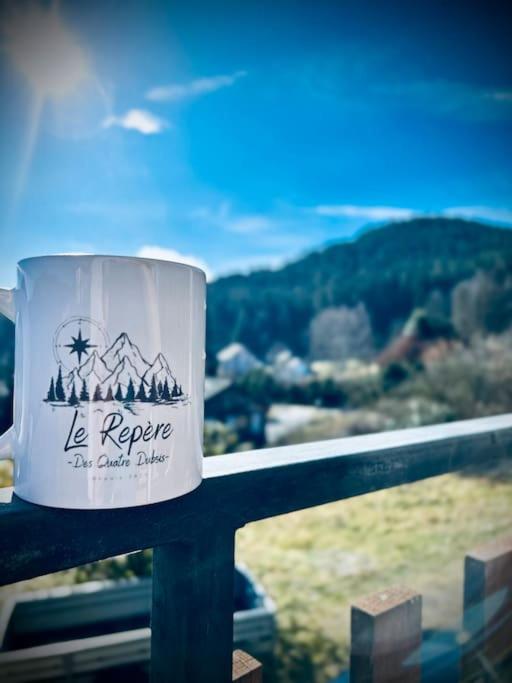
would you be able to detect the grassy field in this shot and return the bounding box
[1,460,511,683]
[236,460,512,682]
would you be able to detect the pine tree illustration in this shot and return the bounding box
[148,374,158,403]
[55,365,66,402]
[171,381,179,398]
[136,380,146,402]
[161,378,171,402]
[105,385,114,401]
[93,384,103,401]
[68,383,79,406]
[178,385,183,396]
[80,379,89,402]
[157,380,163,397]
[125,378,135,402]
[46,377,56,402]
[115,384,124,401]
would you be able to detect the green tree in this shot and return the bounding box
[136,380,147,401]
[114,384,124,401]
[125,378,135,402]
[383,362,410,391]
[238,368,279,408]
[148,375,158,402]
[161,379,171,402]
[80,379,89,402]
[46,377,56,402]
[68,383,79,406]
[55,365,66,402]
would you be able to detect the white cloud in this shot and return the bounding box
[376,81,512,122]
[146,70,247,102]
[190,202,274,234]
[103,109,169,135]
[136,245,212,280]
[227,215,273,234]
[313,205,416,221]
[443,206,512,225]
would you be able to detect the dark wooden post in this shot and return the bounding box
[462,535,512,680]
[350,585,422,683]
[232,650,262,682]
[151,527,236,683]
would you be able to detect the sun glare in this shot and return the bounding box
[3,1,90,98]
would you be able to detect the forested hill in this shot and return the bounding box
[206,218,512,361]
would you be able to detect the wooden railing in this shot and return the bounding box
[0,414,511,682]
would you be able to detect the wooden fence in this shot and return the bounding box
[348,534,512,682]
[0,414,511,682]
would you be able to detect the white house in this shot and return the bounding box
[272,349,310,384]
[216,343,262,380]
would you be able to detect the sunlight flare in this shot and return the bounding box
[2,1,103,214]
[2,0,90,99]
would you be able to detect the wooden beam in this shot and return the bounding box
[350,586,422,683]
[150,529,236,683]
[462,535,512,680]
[0,414,511,586]
[232,650,262,682]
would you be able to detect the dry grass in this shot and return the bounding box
[236,461,512,682]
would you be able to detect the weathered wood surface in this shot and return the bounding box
[350,586,422,683]
[232,649,262,682]
[462,535,512,680]
[0,414,510,586]
[151,530,235,683]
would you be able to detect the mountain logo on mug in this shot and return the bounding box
[44,317,188,411]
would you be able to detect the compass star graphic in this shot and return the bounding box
[64,328,96,365]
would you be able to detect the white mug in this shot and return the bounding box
[0,255,206,509]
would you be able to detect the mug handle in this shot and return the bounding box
[0,288,15,460]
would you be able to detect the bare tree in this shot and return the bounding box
[451,271,511,340]
[309,303,374,361]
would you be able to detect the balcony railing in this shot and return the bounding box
[0,413,511,682]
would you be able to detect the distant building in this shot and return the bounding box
[311,359,380,382]
[265,342,290,365]
[272,349,311,384]
[377,309,456,367]
[205,376,267,447]
[216,343,262,380]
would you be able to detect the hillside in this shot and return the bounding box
[1,217,511,430]
[206,218,512,361]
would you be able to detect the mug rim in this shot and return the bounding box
[17,253,207,280]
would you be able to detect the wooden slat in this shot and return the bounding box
[232,649,262,682]
[462,535,512,680]
[350,586,422,683]
[151,529,236,683]
[0,414,510,586]
[0,628,150,682]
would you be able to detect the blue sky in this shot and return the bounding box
[1,0,511,284]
